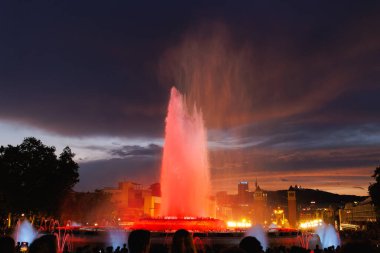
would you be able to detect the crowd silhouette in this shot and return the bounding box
[1,228,379,253]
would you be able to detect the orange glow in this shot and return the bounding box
[226,219,252,228]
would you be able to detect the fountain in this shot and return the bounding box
[132,87,225,231]
[108,229,127,249]
[245,225,268,250]
[160,87,210,217]
[315,223,340,249]
[13,219,38,244]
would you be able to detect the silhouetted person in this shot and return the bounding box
[289,246,307,253]
[16,241,21,252]
[29,234,58,253]
[314,245,322,253]
[219,247,245,253]
[120,243,128,253]
[340,241,375,253]
[150,244,169,253]
[106,246,114,253]
[0,236,16,253]
[239,236,263,253]
[114,246,121,253]
[171,229,196,253]
[128,230,151,253]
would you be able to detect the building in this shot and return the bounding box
[235,181,253,220]
[215,191,233,220]
[103,181,161,220]
[339,197,377,230]
[238,181,250,204]
[287,186,297,227]
[253,181,268,225]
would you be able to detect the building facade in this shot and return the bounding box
[103,181,161,220]
[253,183,268,225]
[339,197,377,230]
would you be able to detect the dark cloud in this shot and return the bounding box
[0,1,379,138]
[110,144,162,157]
[76,155,161,191]
[0,1,379,195]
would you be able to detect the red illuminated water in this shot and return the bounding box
[160,87,210,217]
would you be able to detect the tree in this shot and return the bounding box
[368,165,380,218]
[0,137,79,215]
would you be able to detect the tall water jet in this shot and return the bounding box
[160,87,210,217]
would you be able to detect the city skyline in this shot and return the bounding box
[1,1,380,196]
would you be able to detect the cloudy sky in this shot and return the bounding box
[1,1,379,196]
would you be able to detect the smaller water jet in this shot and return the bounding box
[108,229,127,249]
[315,223,340,249]
[297,231,313,249]
[13,219,38,244]
[245,225,268,250]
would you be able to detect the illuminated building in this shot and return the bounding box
[287,186,297,227]
[216,181,256,221]
[103,181,161,220]
[253,180,268,225]
[299,219,323,229]
[238,181,250,204]
[299,201,319,222]
[298,201,336,230]
[339,197,377,230]
[236,181,253,220]
[215,191,233,220]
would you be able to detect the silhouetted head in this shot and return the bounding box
[171,229,196,253]
[106,246,114,253]
[239,236,263,253]
[289,246,308,253]
[29,234,58,253]
[0,236,16,253]
[128,230,151,253]
[219,246,246,253]
[340,241,375,253]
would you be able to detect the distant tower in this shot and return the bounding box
[288,186,297,227]
[253,181,267,225]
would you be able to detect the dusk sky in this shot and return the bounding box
[1,1,379,196]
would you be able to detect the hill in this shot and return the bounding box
[266,187,367,208]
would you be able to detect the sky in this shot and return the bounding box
[0,1,379,196]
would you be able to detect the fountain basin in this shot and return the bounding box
[130,217,226,232]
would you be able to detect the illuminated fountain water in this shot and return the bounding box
[160,87,210,217]
[315,223,340,249]
[13,219,38,244]
[245,225,268,250]
[108,229,127,249]
[132,87,225,231]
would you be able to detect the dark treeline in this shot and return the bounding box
[0,137,79,216]
[0,137,117,225]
